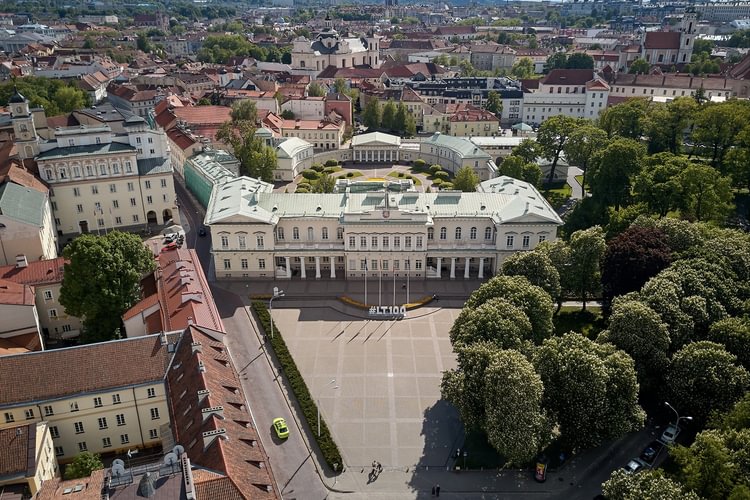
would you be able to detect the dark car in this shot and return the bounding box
[640,441,663,464]
[198,227,207,237]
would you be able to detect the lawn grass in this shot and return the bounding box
[553,306,606,338]
[386,170,422,186]
[543,181,572,209]
[575,174,591,193]
[337,170,363,179]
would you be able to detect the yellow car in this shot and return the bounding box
[273,417,289,439]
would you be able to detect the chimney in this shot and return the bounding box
[202,428,227,450]
[198,360,206,373]
[197,389,210,404]
[181,455,195,500]
[191,341,202,354]
[15,255,28,268]
[201,406,225,423]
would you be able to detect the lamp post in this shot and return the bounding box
[269,287,285,340]
[664,401,693,428]
[318,379,339,437]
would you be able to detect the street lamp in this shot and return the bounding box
[318,379,339,437]
[269,287,285,340]
[664,401,693,428]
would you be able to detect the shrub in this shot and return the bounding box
[433,178,443,185]
[429,164,443,175]
[346,172,355,178]
[251,302,343,470]
[324,167,337,174]
[441,182,454,190]
[434,170,450,181]
[310,164,325,172]
[414,159,427,170]
[295,187,310,193]
[301,169,320,180]
[325,159,339,167]
[397,172,405,178]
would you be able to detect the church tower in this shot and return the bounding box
[678,9,698,65]
[10,88,39,160]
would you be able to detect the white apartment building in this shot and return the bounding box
[0,181,58,266]
[280,96,325,120]
[0,335,173,462]
[205,176,562,282]
[419,132,498,181]
[522,69,609,125]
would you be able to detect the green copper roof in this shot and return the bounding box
[0,182,45,227]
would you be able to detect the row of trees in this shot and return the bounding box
[362,98,417,137]
[197,34,291,64]
[0,77,90,116]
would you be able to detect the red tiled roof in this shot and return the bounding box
[38,470,106,500]
[449,104,500,123]
[0,335,174,406]
[0,257,66,286]
[0,333,42,356]
[167,326,279,499]
[46,114,80,128]
[0,278,35,306]
[122,292,159,321]
[542,69,595,86]
[0,423,35,478]
[166,127,198,151]
[173,106,232,125]
[644,32,681,50]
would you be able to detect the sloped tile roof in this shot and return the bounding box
[0,423,35,477]
[0,257,66,286]
[0,278,35,306]
[644,32,681,50]
[0,335,174,406]
[0,182,46,226]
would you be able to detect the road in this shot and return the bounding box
[174,175,329,499]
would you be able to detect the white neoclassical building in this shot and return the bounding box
[351,132,401,163]
[205,176,562,282]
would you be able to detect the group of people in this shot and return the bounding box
[367,461,383,483]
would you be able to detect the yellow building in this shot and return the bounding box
[0,335,174,463]
[0,422,58,496]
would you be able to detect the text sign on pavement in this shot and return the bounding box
[368,305,407,319]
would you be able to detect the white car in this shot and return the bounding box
[660,424,680,445]
[623,458,648,474]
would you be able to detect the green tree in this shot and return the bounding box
[510,57,535,79]
[678,163,733,222]
[567,226,606,310]
[452,165,480,192]
[216,121,277,182]
[565,52,594,69]
[484,350,551,465]
[633,154,687,217]
[589,138,645,211]
[563,124,607,195]
[362,97,381,129]
[229,99,258,123]
[381,99,397,131]
[725,126,750,190]
[628,58,650,74]
[692,101,750,170]
[53,86,88,113]
[64,452,104,480]
[537,115,581,183]
[307,81,326,97]
[533,333,645,450]
[511,138,541,163]
[60,232,156,343]
[603,469,700,500]
[313,173,336,193]
[708,317,750,371]
[485,90,502,116]
[501,251,561,300]
[598,299,670,390]
[394,103,410,135]
[598,98,649,139]
[136,33,153,53]
[450,298,533,350]
[544,52,568,73]
[498,156,541,185]
[693,38,715,57]
[537,240,573,313]
[668,341,750,423]
[642,97,698,155]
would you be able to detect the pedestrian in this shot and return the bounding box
[431,485,436,496]
[436,484,440,497]
[378,462,382,473]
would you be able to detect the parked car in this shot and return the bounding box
[660,425,680,445]
[623,458,648,474]
[640,441,663,464]
[273,417,289,439]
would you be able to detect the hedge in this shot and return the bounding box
[414,159,427,170]
[301,169,320,180]
[251,301,343,471]
[429,164,443,175]
[441,182,454,190]
[310,164,325,173]
[325,159,339,167]
[433,170,450,181]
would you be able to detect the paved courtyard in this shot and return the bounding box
[271,306,463,468]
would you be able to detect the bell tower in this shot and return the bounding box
[10,88,39,160]
[678,9,698,65]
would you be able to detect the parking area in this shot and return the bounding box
[270,306,463,468]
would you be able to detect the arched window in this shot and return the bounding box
[307,227,314,241]
[484,227,493,240]
[455,227,462,240]
[337,227,344,239]
[470,227,477,240]
[73,166,80,178]
[86,165,93,176]
[427,227,434,240]
[45,169,53,180]
[439,227,447,240]
[293,227,300,240]
[322,227,329,240]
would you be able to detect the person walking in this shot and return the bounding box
[435,484,440,497]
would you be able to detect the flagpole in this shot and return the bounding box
[364,259,367,307]
[379,254,382,307]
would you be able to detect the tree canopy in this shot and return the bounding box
[0,77,91,116]
[60,232,156,344]
[64,452,104,480]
